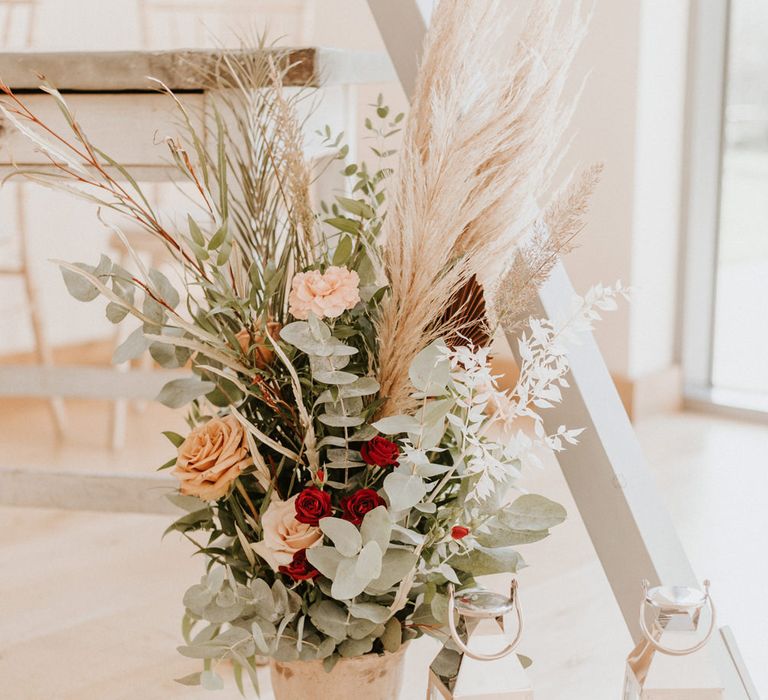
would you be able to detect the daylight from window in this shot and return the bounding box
[712,0,768,395]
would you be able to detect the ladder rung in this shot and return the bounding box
[0,468,178,514]
[0,365,182,400]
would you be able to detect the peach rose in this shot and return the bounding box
[250,495,323,571]
[172,415,252,501]
[288,266,360,320]
[235,321,282,369]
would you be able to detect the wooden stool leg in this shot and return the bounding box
[16,186,68,439]
[109,249,129,451]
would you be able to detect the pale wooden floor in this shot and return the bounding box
[0,399,766,699]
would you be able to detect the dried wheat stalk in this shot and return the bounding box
[375,0,589,416]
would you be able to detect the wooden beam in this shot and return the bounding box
[0,468,178,514]
[366,1,427,98]
[0,365,181,400]
[0,48,395,92]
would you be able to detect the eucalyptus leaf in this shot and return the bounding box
[408,340,450,394]
[112,326,149,364]
[317,377,379,402]
[355,541,383,580]
[318,414,364,428]
[308,313,332,341]
[149,340,182,368]
[366,549,418,592]
[319,517,362,557]
[359,506,391,553]
[156,377,216,409]
[383,472,426,511]
[60,261,101,302]
[309,600,348,641]
[413,461,452,477]
[149,268,180,308]
[349,602,391,624]
[497,494,567,530]
[391,523,425,545]
[313,370,359,385]
[105,301,130,323]
[183,584,213,614]
[372,414,421,435]
[331,558,371,600]
[202,597,244,623]
[346,618,384,641]
[338,636,373,657]
[451,546,525,576]
[176,644,224,660]
[475,526,549,548]
[174,672,202,687]
[306,546,343,579]
[381,617,402,653]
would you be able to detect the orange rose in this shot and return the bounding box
[172,415,252,501]
[235,321,282,369]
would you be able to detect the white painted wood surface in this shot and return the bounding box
[366,1,754,696]
[0,468,177,514]
[0,365,180,400]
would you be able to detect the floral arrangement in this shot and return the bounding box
[0,1,625,692]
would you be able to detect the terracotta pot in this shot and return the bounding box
[269,644,409,700]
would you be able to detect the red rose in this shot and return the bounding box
[360,436,400,468]
[451,526,470,540]
[294,486,332,526]
[340,489,386,525]
[278,549,319,581]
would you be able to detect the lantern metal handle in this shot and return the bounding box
[447,581,523,661]
[639,579,717,656]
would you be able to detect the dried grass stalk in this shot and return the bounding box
[492,162,603,330]
[376,0,588,416]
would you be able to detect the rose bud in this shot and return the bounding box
[360,436,400,468]
[294,486,333,526]
[316,469,325,484]
[278,549,319,581]
[451,526,470,540]
[235,321,282,369]
[340,488,386,526]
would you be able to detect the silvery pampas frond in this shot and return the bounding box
[492,162,603,331]
[376,0,589,416]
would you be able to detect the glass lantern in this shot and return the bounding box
[623,579,723,699]
[427,580,533,699]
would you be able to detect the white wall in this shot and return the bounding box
[562,0,690,381]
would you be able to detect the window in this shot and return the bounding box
[711,0,768,397]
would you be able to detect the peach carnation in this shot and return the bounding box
[288,266,360,320]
